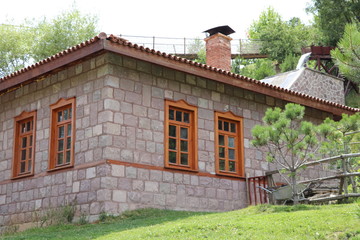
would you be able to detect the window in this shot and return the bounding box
[49,97,76,170]
[215,111,244,177]
[165,100,198,171]
[12,111,36,178]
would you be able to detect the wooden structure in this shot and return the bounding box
[301,46,337,75]
[246,175,268,205]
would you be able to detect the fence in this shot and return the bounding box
[119,34,264,56]
[247,175,268,205]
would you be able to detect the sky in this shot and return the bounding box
[2,0,314,40]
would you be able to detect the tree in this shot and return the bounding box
[0,7,98,78]
[248,8,317,64]
[232,58,276,80]
[307,0,360,46]
[186,38,206,64]
[251,103,318,204]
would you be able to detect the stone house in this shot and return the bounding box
[0,30,358,230]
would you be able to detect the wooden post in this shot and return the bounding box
[245,173,250,206]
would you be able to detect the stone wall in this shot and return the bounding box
[290,68,345,105]
[0,52,335,229]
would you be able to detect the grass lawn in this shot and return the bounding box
[2,203,360,240]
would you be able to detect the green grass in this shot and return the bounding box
[2,203,360,240]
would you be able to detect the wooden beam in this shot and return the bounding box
[298,172,360,184]
[308,193,360,203]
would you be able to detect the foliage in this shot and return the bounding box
[4,205,360,239]
[186,38,206,64]
[33,202,76,227]
[279,54,300,72]
[307,0,360,46]
[232,57,276,80]
[249,7,317,64]
[346,89,360,108]
[0,7,98,78]
[251,103,318,203]
[331,23,360,85]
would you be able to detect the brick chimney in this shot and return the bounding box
[204,26,235,72]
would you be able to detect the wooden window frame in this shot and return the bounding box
[48,97,76,171]
[12,111,37,179]
[215,111,244,177]
[164,99,198,171]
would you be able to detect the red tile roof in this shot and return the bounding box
[0,32,358,115]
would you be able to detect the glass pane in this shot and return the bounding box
[22,137,27,148]
[229,161,236,172]
[169,125,176,137]
[28,160,32,172]
[219,135,225,146]
[58,126,64,138]
[229,149,235,160]
[228,137,235,148]
[69,108,72,119]
[66,151,71,163]
[230,123,236,133]
[176,111,182,122]
[169,151,176,163]
[57,153,64,165]
[67,124,72,136]
[28,148,32,158]
[30,135,33,147]
[20,162,26,173]
[58,111,63,122]
[169,109,174,120]
[58,139,64,151]
[219,160,225,171]
[21,150,26,160]
[218,120,222,130]
[180,128,188,139]
[181,140,188,152]
[181,153,188,165]
[67,137,71,150]
[26,121,31,131]
[63,109,69,120]
[169,138,176,150]
[21,123,26,133]
[224,121,229,132]
[184,113,190,123]
[219,147,225,158]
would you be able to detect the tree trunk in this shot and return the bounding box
[291,171,299,205]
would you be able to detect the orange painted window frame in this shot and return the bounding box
[48,97,76,171]
[12,111,37,179]
[164,99,198,171]
[215,111,244,177]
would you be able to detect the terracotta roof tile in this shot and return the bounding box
[0,33,358,113]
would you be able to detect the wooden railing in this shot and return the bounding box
[247,175,268,205]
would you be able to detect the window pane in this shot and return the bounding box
[169,138,176,150]
[67,124,72,136]
[67,137,71,150]
[181,153,188,165]
[219,160,225,171]
[230,123,236,133]
[22,137,27,148]
[169,125,176,137]
[181,140,188,152]
[224,121,229,131]
[57,153,64,165]
[30,135,33,147]
[58,139,64,151]
[176,111,182,122]
[228,137,235,148]
[69,108,72,119]
[20,162,26,173]
[219,147,225,158]
[58,126,64,138]
[28,148,32,158]
[169,151,176,163]
[219,135,225,146]
[63,109,69,120]
[184,112,190,123]
[169,109,174,120]
[21,123,26,133]
[26,121,31,131]
[66,151,71,163]
[229,161,236,172]
[229,149,235,160]
[28,160,32,172]
[21,150,26,160]
[218,120,223,130]
[58,111,63,122]
[180,128,188,139]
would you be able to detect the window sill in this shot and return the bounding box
[47,164,74,172]
[164,165,198,173]
[216,171,244,179]
[11,173,34,180]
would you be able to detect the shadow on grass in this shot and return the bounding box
[2,208,214,240]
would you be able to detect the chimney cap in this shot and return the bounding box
[203,25,235,37]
